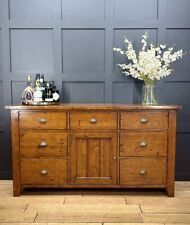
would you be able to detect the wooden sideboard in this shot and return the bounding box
[6,104,180,197]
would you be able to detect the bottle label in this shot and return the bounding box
[53,92,59,101]
[26,92,32,100]
[22,86,34,102]
[34,90,43,102]
[45,98,53,102]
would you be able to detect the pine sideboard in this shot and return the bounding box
[6,104,180,197]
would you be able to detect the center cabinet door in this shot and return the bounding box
[69,132,117,185]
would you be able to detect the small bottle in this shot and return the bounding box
[40,74,46,101]
[45,81,53,102]
[52,85,60,102]
[21,75,34,104]
[35,73,40,81]
[33,79,43,102]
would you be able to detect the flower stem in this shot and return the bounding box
[142,82,157,105]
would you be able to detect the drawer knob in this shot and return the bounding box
[39,141,47,147]
[90,118,97,123]
[38,118,47,123]
[139,142,147,147]
[113,156,117,160]
[40,169,48,175]
[140,118,148,123]
[139,170,147,176]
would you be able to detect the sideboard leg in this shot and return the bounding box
[166,187,174,197]
[13,185,21,197]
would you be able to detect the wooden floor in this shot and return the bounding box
[0,181,190,224]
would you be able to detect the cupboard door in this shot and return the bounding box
[70,132,117,185]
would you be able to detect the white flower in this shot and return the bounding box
[113,33,184,82]
[160,44,166,49]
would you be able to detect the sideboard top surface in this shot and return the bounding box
[5,103,181,111]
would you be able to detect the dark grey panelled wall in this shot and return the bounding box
[0,0,189,180]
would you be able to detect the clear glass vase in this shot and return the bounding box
[142,83,158,105]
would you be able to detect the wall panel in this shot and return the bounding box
[11,81,25,105]
[62,0,105,20]
[62,82,105,103]
[9,0,53,21]
[0,29,2,76]
[10,29,54,73]
[165,29,190,81]
[162,82,190,132]
[113,81,141,103]
[0,81,5,178]
[0,29,3,124]
[62,29,105,74]
[114,0,158,21]
[0,1,4,21]
[0,0,8,21]
[167,0,190,22]
[0,81,3,124]
[176,133,190,180]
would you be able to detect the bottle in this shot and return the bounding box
[35,73,40,81]
[21,75,34,104]
[52,85,59,102]
[33,79,43,102]
[45,81,53,102]
[40,74,46,101]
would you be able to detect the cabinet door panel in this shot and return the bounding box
[87,139,100,177]
[70,132,117,185]
[100,139,111,177]
[76,138,88,177]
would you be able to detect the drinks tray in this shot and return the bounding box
[22,101,60,106]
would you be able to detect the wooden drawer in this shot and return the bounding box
[70,112,117,129]
[20,131,67,157]
[19,111,67,129]
[21,159,67,185]
[120,131,167,157]
[121,111,168,130]
[120,158,167,186]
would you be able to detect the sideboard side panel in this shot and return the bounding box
[167,110,177,197]
[11,110,21,196]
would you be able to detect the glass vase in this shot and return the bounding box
[142,83,158,105]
